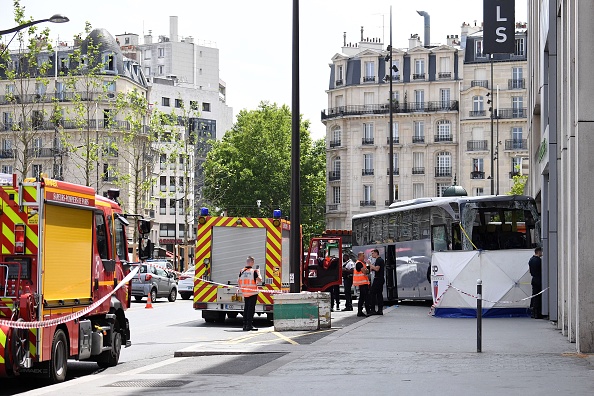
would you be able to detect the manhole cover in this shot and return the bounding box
[106,380,191,388]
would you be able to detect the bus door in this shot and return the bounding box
[302,237,342,292]
[385,244,398,301]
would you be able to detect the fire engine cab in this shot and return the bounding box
[0,174,139,382]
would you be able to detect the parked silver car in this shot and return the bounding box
[177,265,195,300]
[131,263,177,302]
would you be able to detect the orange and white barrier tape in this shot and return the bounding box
[0,265,139,329]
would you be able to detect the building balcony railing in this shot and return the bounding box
[412,73,426,80]
[434,134,453,143]
[329,171,341,181]
[25,147,58,158]
[387,136,400,144]
[329,139,342,148]
[412,136,425,143]
[362,137,374,145]
[509,171,522,179]
[386,168,399,176]
[412,167,425,175]
[321,101,459,120]
[335,79,343,86]
[508,79,525,89]
[438,72,452,79]
[360,200,376,207]
[385,75,400,81]
[496,108,527,119]
[471,80,489,88]
[0,119,145,132]
[469,110,486,117]
[0,91,115,106]
[435,167,452,177]
[363,76,376,82]
[471,170,485,179]
[467,140,488,151]
[362,169,374,176]
[505,139,528,150]
[0,149,16,159]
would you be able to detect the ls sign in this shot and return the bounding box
[483,0,515,54]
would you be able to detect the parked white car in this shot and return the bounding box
[178,265,195,300]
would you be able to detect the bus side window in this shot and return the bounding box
[431,225,448,251]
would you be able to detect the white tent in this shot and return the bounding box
[431,249,533,317]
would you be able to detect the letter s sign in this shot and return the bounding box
[483,0,515,54]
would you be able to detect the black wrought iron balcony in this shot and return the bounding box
[471,80,489,88]
[0,149,15,159]
[412,73,426,80]
[471,170,485,179]
[335,79,344,86]
[362,169,375,176]
[362,137,374,145]
[26,148,56,158]
[469,110,486,117]
[329,139,342,148]
[320,101,459,120]
[412,136,425,143]
[434,134,453,143]
[497,108,527,119]
[467,140,488,151]
[363,76,376,82]
[508,79,525,89]
[435,167,452,177]
[385,75,400,81]
[438,72,452,79]
[386,168,400,176]
[505,139,528,150]
[360,200,376,207]
[387,136,400,144]
[329,171,341,181]
[412,167,425,175]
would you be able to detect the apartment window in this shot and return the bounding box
[159,224,175,237]
[175,99,183,108]
[1,165,13,173]
[391,153,399,174]
[363,153,374,172]
[2,112,13,130]
[413,152,424,174]
[332,156,341,174]
[158,48,165,58]
[512,157,523,174]
[363,123,374,141]
[436,152,451,177]
[169,199,177,215]
[391,90,399,103]
[190,101,198,110]
[512,127,523,141]
[144,67,150,76]
[391,122,399,143]
[363,92,374,108]
[414,59,425,75]
[473,96,484,111]
[2,139,12,150]
[32,111,43,129]
[158,65,164,75]
[440,88,451,108]
[331,126,341,147]
[364,61,375,81]
[159,199,166,215]
[512,67,523,80]
[439,57,450,73]
[514,38,525,56]
[436,120,451,141]
[202,102,211,112]
[104,80,116,93]
[332,186,341,204]
[335,95,344,108]
[391,60,400,79]
[414,90,424,110]
[162,97,170,106]
[32,164,42,178]
[363,185,373,202]
[103,53,115,71]
[413,183,424,199]
[35,82,46,96]
[474,187,485,196]
[436,183,449,197]
[472,158,484,172]
[475,39,484,57]
[55,81,65,100]
[160,154,167,170]
[337,65,343,81]
[413,121,424,142]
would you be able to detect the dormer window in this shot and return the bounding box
[336,65,344,86]
[103,53,115,72]
[364,61,375,82]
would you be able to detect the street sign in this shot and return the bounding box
[483,0,515,54]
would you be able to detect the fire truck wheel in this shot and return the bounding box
[168,288,177,302]
[50,329,68,383]
[10,319,28,370]
[97,320,122,368]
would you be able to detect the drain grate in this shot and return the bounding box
[106,380,191,388]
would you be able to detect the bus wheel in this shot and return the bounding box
[50,329,68,383]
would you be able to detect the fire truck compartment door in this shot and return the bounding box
[43,204,93,302]
[211,226,267,285]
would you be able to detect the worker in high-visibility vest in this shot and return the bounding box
[353,252,371,317]
[238,256,262,331]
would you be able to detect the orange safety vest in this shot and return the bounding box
[353,261,370,286]
[238,267,259,297]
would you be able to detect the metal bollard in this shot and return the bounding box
[477,279,482,353]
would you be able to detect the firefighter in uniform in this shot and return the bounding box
[354,252,371,317]
[238,256,262,331]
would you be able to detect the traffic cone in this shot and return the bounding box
[145,293,153,309]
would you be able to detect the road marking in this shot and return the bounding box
[117,357,189,375]
[271,331,299,345]
[224,330,272,344]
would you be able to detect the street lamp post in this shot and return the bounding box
[0,14,69,57]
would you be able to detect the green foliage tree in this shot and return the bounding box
[0,0,53,180]
[203,102,326,243]
[508,171,528,195]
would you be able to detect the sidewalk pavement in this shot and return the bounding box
[23,304,594,396]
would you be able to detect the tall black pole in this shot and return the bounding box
[290,0,301,293]
[490,55,494,195]
[388,6,394,204]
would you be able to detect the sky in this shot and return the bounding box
[1,0,528,140]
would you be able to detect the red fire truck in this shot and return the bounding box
[0,174,139,382]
